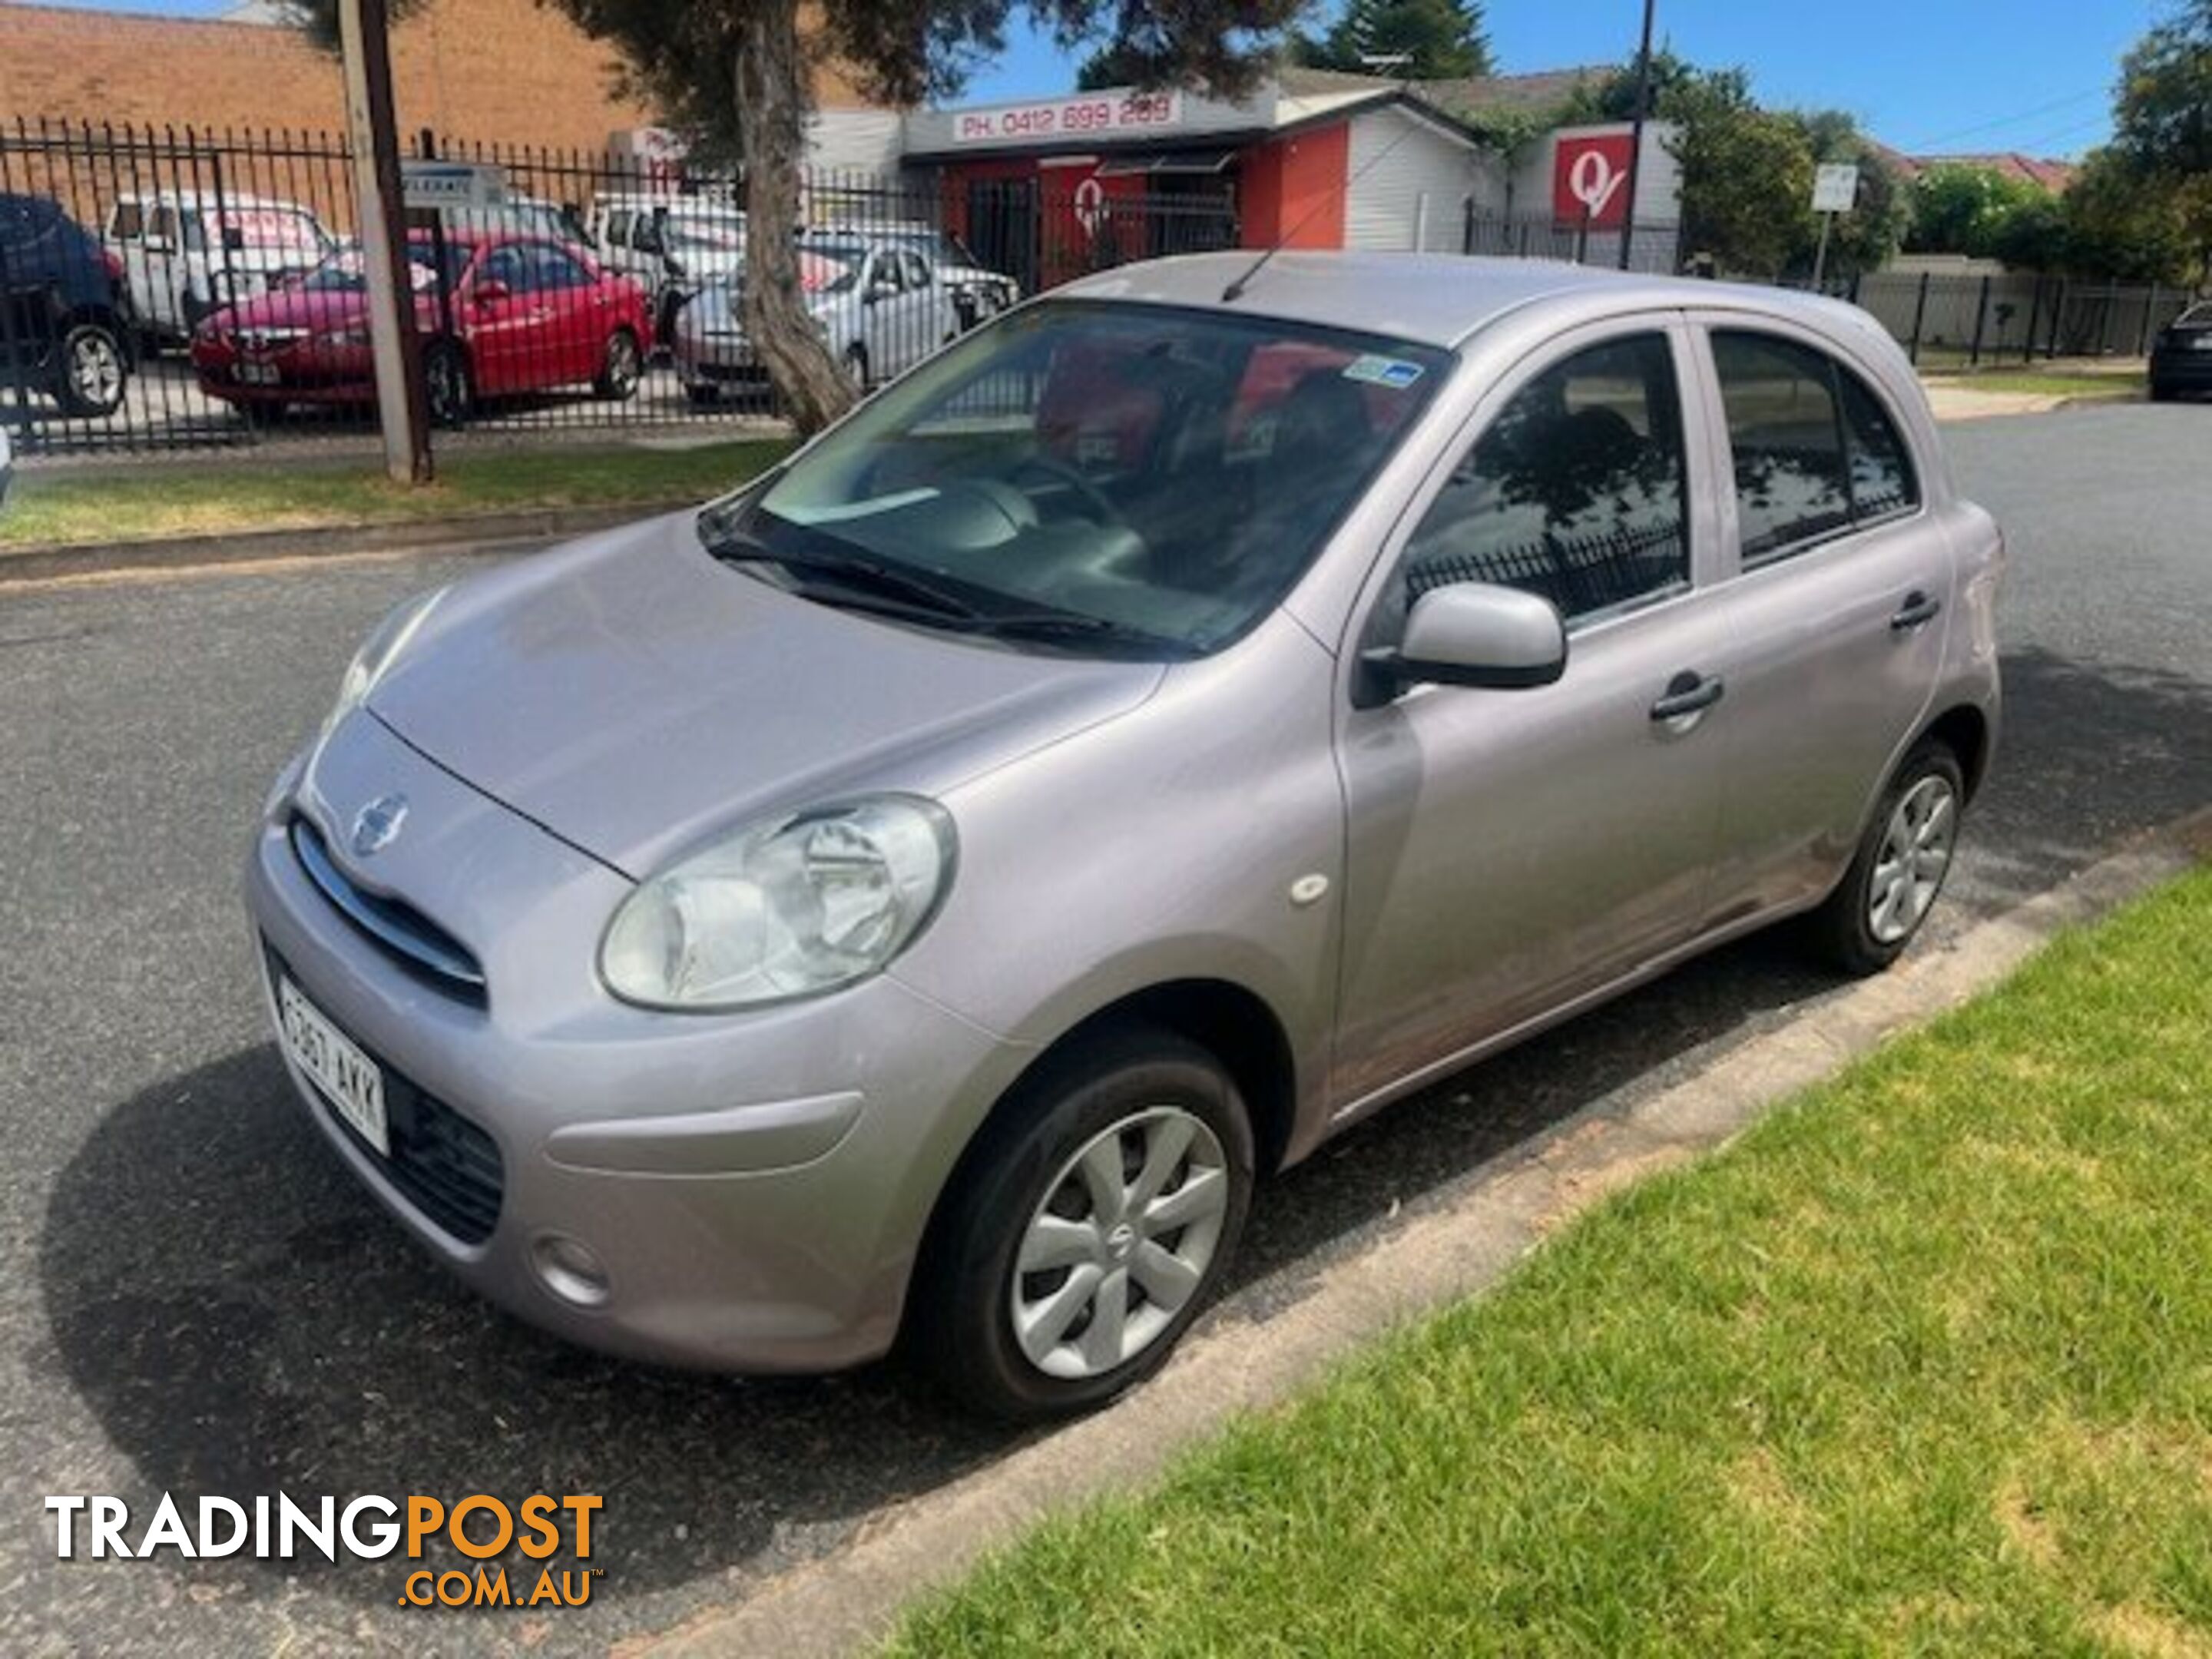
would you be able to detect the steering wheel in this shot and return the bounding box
[1010,452,1121,526]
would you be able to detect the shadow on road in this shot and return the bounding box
[36,645,2211,1623]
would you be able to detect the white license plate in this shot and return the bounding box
[278,977,389,1157]
[238,361,282,386]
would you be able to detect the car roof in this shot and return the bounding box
[113,190,313,210]
[1055,251,1865,351]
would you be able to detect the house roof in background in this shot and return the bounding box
[1885,149,2080,191]
[1273,64,1609,126]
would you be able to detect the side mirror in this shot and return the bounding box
[1364,582,1567,697]
[472,279,511,304]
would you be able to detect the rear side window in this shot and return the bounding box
[109,201,144,240]
[1714,329,1920,563]
[1396,332,1690,624]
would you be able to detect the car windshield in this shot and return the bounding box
[301,244,469,294]
[2180,303,2212,326]
[800,243,868,294]
[704,300,1451,657]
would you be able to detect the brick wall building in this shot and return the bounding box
[0,0,868,151]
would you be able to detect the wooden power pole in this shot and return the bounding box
[337,0,432,482]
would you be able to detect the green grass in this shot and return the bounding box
[1922,369,2142,402]
[0,438,796,550]
[890,866,2212,1658]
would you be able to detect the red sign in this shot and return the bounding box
[1552,132,1635,227]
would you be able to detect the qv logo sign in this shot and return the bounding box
[1552,132,1637,228]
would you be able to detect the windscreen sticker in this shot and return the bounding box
[1342,354,1425,390]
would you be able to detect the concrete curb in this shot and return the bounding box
[0,498,692,587]
[630,807,2212,1659]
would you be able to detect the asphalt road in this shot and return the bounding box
[3,403,2208,1654]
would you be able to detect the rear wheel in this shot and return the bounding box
[594,327,642,400]
[843,342,869,392]
[912,1026,1254,1421]
[1804,740,1965,975]
[423,341,472,428]
[53,323,127,417]
[2149,380,2177,403]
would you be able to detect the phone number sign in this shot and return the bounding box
[955,91,1182,146]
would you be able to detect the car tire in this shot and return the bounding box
[594,327,643,401]
[843,342,869,392]
[1803,738,1966,976]
[912,1025,1255,1422]
[2149,380,2176,403]
[52,322,128,417]
[423,342,472,429]
[684,382,720,409]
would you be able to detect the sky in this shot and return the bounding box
[8,0,2165,159]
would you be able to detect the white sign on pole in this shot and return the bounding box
[1811,163,1859,214]
[401,161,508,212]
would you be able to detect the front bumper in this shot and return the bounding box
[243,711,1028,1373]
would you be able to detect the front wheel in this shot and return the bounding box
[843,342,870,393]
[594,327,642,400]
[53,323,128,416]
[912,1027,1254,1421]
[1804,739,1965,975]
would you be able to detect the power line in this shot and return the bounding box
[1896,85,2108,154]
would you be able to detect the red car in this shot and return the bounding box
[190,231,652,424]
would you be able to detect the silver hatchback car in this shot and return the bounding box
[247,253,2002,1419]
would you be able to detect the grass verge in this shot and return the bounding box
[890,866,2212,1657]
[1924,370,2141,402]
[0,438,796,550]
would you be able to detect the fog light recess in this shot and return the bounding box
[531,1234,611,1308]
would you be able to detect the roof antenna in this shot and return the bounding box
[1220,52,1432,303]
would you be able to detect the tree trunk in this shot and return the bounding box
[735,0,857,435]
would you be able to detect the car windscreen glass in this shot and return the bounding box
[2180,303,2212,327]
[301,244,469,293]
[800,244,867,295]
[707,300,1450,656]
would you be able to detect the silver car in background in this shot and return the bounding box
[674,237,959,399]
[247,254,2003,1419]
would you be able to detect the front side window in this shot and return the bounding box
[707,300,1449,657]
[1394,333,1689,626]
[1714,329,1919,562]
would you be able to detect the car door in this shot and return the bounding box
[1687,320,1953,922]
[892,249,946,374]
[1330,319,1737,1111]
[856,249,902,374]
[462,242,538,393]
[520,241,604,385]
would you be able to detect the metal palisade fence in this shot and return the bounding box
[0,118,2192,462]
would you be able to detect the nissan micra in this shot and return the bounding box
[246,253,2004,1419]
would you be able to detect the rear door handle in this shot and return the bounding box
[1890,590,1944,631]
[1650,671,1725,722]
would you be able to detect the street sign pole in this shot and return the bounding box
[1809,161,1859,295]
[337,0,431,483]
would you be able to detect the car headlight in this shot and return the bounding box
[601,796,955,1011]
[319,585,446,743]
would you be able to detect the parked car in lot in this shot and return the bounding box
[2149,301,2212,402]
[247,254,2002,1420]
[0,419,12,506]
[588,194,746,345]
[190,231,653,425]
[104,190,333,343]
[0,192,134,417]
[805,220,1019,327]
[673,237,958,399]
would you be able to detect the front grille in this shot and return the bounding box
[267,947,505,1245]
[290,816,486,1004]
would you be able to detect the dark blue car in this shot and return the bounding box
[0,192,134,417]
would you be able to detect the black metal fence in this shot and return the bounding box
[1807,268,2194,369]
[0,119,1239,459]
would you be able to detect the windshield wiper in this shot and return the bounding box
[942,611,1194,656]
[707,534,989,621]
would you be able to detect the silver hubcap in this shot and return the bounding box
[1011,1107,1230,1380]
[71,335,121,405]
[1869,774,1957,944]
[611,336,638,388]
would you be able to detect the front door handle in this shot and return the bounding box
[1890,590,1944,631]
[1650,671,1725,722]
